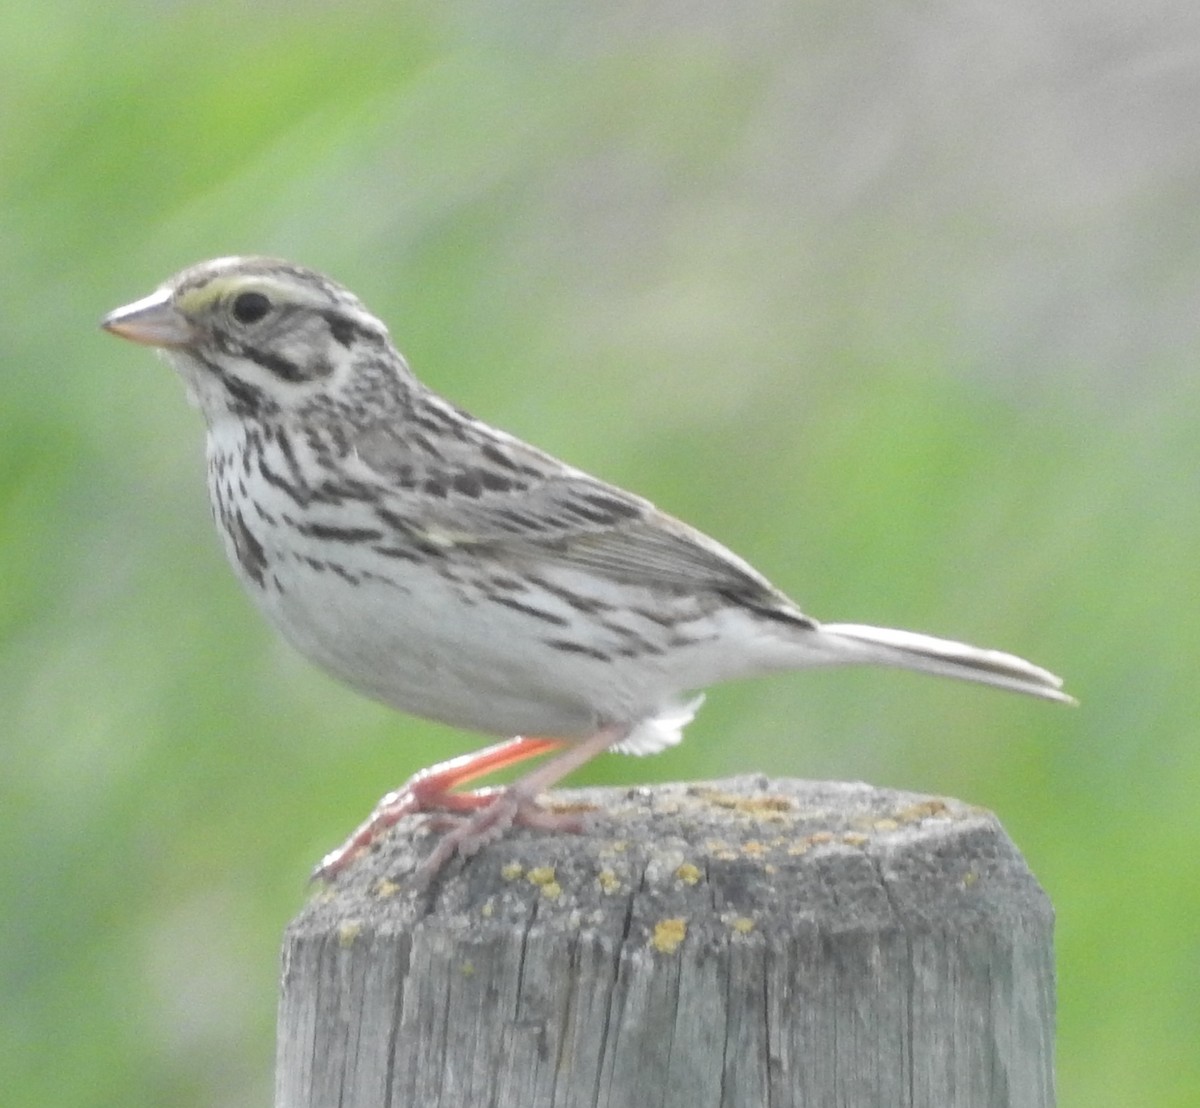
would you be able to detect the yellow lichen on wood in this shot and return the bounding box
[597,869,622,894]
[526,866,562,899]
[699,789,793,818]
[894,799,951,823]
[651,918,687,954]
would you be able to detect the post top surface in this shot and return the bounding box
[293,776,1050,942]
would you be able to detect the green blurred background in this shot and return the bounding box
[3,2,1196,1105]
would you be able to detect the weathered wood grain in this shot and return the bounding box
[276,776,1054,1108]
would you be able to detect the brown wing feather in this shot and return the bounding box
[353,408,798,608]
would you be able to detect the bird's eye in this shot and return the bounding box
[231,290,272,325]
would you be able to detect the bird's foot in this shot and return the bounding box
[312,735,568,881]
[313,726,628,886]
[409,789,594,889]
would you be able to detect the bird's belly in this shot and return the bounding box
[243,550,632,738]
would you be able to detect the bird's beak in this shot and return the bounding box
[101,288,194,348]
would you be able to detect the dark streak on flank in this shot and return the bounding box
[230,509,267,586]
[544,639,610,661]
[374,506,414,532]
[300,555,364,585]
[295,521,385,543]
[491,595,570,626]
[629,606,681,628]
[602,623,665,656]
[371,544,422,563]
[525,572,616,615]
[326,562,364,584]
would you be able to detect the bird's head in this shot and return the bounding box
[103,256,403,424]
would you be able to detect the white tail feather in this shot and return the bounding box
[819,623,1074,704]
[612,694,706,755]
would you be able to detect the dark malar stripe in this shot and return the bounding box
[199,354,272,416]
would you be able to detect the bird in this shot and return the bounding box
[102,256,1072,886]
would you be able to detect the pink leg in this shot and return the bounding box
[409,725,627,889]
[314,735,568,879]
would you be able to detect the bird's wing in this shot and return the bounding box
[352,414,799,608]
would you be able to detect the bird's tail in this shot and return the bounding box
[818,623,1074,704]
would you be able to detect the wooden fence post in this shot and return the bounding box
[275,775,1054,1108]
